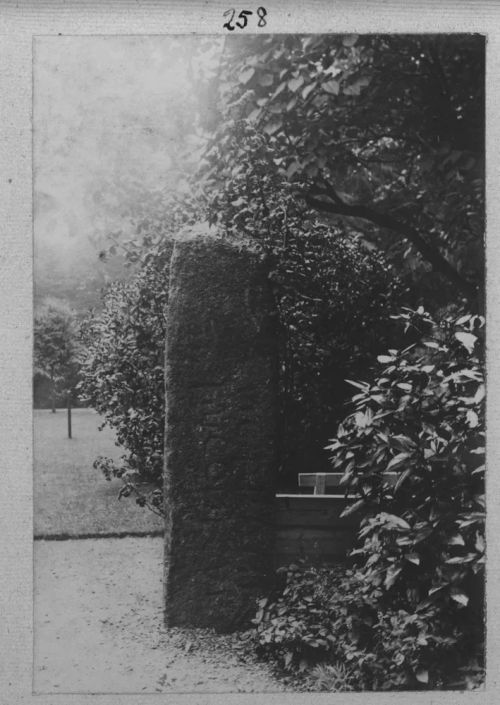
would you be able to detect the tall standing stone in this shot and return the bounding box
[163,230,278,632]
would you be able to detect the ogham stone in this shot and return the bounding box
[163,229,279,632]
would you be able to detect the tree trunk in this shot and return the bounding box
[67,394,72,439]
[51,377,56,413]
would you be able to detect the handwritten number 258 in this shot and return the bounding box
[223,8,267,30]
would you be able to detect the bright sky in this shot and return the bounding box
[34,35,221,258]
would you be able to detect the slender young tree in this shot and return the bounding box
[34,302,80,425]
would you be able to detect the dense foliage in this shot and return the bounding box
[80,214,403,493]
[80,114,406,491]
[78,238,173,512]
[77,180,202,507]
[199,34,484,307]
[254,562,483,690]
[253,308,485,690]
[79,33,484,500]
[327,308,485,615]
[34,301,81,412]
[272,226,404,477]
[197,115,406,478]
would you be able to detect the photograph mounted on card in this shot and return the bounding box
[31,29,485,694]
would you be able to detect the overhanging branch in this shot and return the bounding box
[304,192,477,301]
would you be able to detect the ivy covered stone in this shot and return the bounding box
[163,228,279,632]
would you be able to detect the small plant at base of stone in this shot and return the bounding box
[307,662,357,692]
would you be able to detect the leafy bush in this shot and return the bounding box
[78,239,173,513]
[253,564,347,671]
[327,308,485,617]
[254,561,483,690]
[253,307,484,691]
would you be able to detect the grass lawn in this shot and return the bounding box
[34,408,164,537]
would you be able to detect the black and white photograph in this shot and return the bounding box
[30,29,487,694]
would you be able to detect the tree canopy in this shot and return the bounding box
[198,34,484,307]
[34,302,81,411]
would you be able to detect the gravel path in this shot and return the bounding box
[34,535,287,694]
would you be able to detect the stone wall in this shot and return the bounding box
[163,231,279,632]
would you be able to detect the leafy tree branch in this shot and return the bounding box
[303,190,477,301]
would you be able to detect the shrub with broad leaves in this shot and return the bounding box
[253,307,484,690]
[327,307,485,618]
